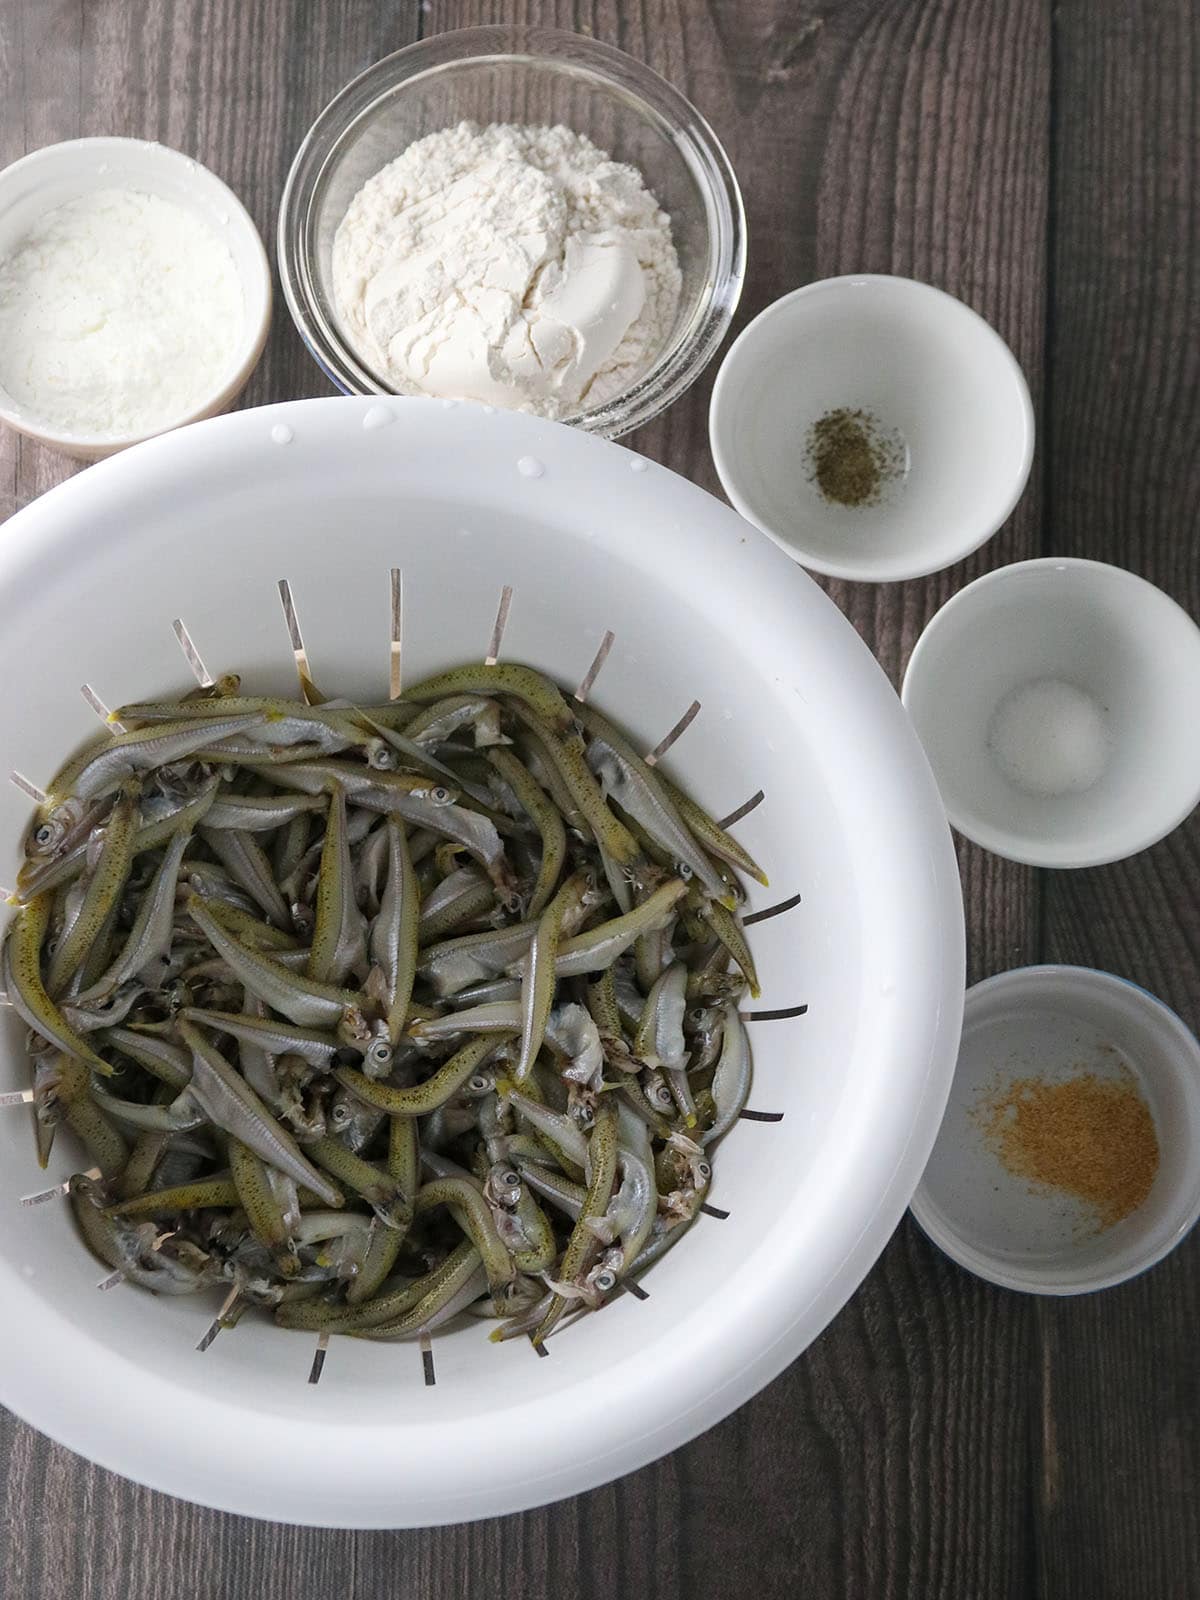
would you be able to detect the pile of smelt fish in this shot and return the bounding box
[1,662,764,1346]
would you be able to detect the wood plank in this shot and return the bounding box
[1037,0,1200,1593]
[0,4,419,1597]
[353,2,1050,1596]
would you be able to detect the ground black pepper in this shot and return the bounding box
[805,407,901,508]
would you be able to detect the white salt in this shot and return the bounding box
[987,678,1111,798]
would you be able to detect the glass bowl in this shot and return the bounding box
[278,27,745,438]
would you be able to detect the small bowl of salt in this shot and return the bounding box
[902,557,1200,867]
[0,137,271,460]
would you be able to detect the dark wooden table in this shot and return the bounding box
[1,2,1197,1594]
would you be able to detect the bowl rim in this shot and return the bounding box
[900,555,1200,867]
[910,963,1200,1295]
[276,25,746,440]
[0,136,272,458]
[708,273,1036,582]
[0,395,964,1524]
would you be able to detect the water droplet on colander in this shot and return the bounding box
[517,456,545,479]
[482,405,496,415]
[630,458,648,474]
[442,398,458,409]
[270,423,293,446]
[362,404,393,431]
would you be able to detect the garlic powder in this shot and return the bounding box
[0,187,243,439]
[332,122,682,419]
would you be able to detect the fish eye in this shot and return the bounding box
[677,863,694,880]
[431,786,452,805]
[697,1162,712,1181]
[594,1270,616,1292]
[501,1169,519,1189]
[370,747,394,770]
[33,823,57,848]
[468,1074,489,1093]
[368,1040,392,1064]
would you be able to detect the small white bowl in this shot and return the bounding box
[0,137,271,461]
[912,966,1200,1294]
[901,558,1200,867]
[708,275,1034,581]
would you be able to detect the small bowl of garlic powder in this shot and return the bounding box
[279,27,745,437]
[902,557,1200,868]
[912,966,1200,1294]
[0,137,271,460]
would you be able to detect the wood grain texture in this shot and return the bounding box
[0,5,414,1598]
[1036,2,1200,1595]
[0,0,1195,1594]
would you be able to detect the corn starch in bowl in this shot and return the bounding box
[0,137,272,459]
[0,190,241,438]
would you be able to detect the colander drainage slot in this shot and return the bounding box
[80,683,122,732]
[742,1004,808,1022]
[196,1284,240,1352]
[308,1333,329,1385]
[20,1165,100,1207]
[700,1202,730,1219]
[574,632,615,703]
[389,568,404,700]
[644,700,700,766]
[172,617,215,688]
[420,1331,436,1386]
[743,892,803,926]
[9,772,46,804]
[485,585,513,667]
[277,579,319,704]
[717,791,765,829]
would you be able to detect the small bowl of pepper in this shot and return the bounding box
[708,275,1034,582]
[911,966,1200,1294]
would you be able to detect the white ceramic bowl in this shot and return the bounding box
[0,137,271,461]
[901,558,1200,868]
[0,396,963,1526]
[912,967,1200,1294]
[709,276,1034,581]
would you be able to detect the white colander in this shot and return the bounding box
[0,396,963,1527]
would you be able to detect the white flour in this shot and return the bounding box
[332,121,682,418]
[0,187,243,438]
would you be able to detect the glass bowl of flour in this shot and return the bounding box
[279,27,745,438]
